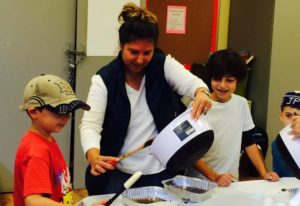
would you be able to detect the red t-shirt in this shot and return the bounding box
[13,131,73,206]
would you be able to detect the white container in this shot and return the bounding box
[150,108,214,171]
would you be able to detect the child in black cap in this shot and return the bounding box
[14,74,90,206]
[272,91,300,177]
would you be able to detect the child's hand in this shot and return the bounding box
[262,172,280,182]
[91,199,107,206]
[289,116,300,140]
[215,173,235,187]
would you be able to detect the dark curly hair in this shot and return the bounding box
[206,49,247,83]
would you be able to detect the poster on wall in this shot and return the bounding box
[166,5,187,34]
[87,0,140,56]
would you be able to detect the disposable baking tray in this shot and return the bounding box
[162,175,217,202]
[122,186,180,206]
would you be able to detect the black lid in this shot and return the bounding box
[166,130,214,171]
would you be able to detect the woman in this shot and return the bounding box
[80,3,212,195]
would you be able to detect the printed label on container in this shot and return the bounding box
[173,120,195,141]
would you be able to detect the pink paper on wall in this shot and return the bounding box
[166,5,187,34]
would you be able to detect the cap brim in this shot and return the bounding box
[46,100,90,114]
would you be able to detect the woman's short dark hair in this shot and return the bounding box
[118,3,159,46]
[206,49,247,83]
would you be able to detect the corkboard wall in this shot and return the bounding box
[148,0,214,64]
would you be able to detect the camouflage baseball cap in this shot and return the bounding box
[20,74,90,114]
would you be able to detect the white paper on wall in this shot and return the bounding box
[87,0,140,56]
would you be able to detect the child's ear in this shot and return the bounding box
[27,107,39,119]
[279,111,284,123]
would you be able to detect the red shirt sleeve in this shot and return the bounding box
[22,148,52,197]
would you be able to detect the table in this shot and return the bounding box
[75,178,300,206]
[198,177,300,206]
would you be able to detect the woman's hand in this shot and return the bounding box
[87,148,119,176]
[192,87,212,119]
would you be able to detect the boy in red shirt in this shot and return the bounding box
[14,74,90,206]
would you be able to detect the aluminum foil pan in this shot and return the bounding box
[162,175,217,202]
[287,188,300,199]
[122,186,180,206]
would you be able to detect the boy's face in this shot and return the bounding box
[28,107,70,137]
[280,106,300,126]
[210,76,237,103]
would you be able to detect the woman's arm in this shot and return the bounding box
[80,75,107,154]
[80,75,118,175]
[164,55,208,98]
[164,55,212,118]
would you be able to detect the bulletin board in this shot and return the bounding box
[147,0,214,64]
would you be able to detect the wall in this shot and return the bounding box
[0,0,76,192]
[266,0,300,169]
[73,0,114,187]
[216,0,230,50]
[227,0,276,169]
[228,0,300,170]
[228,0,275,130]
[148,0,214,64]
